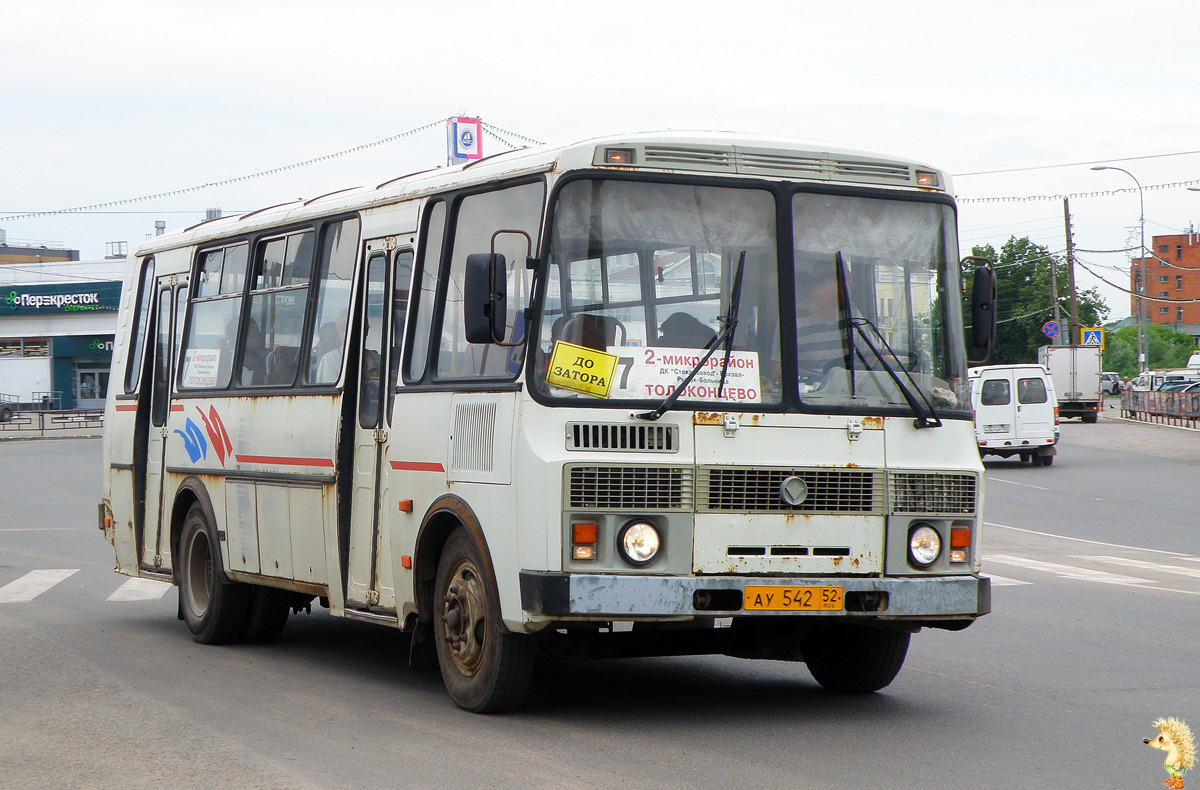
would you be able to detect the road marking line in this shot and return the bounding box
[0,569,80,603]
[0,528,86,532]
[986,554,1149,586]
[107,577,172,602]
[985,522,1194,557]
[987,477,1050,492]
[981,573,1031,587]
[1079,555,1200,579]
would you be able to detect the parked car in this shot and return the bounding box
[1100,372,1121,396]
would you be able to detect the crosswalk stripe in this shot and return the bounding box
[986,554,1150,586]
[1080,555,1200,579]
[984,571,1032,583]
[0,569,80,603]
[107,577,173,602]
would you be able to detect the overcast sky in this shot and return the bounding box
[5,0,1200,321]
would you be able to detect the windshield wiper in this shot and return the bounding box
[846,315,943,429]
[829,251,940,429]
[635,251,746,421]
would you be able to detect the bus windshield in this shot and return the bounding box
[533,178,967,415]
[792,193,967,415]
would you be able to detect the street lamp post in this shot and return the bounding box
[1092,165,1148,372]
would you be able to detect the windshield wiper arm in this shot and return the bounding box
[635,251,746,421]
[717,250,747,398]
[847,315,943,429]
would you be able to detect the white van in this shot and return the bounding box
[968,364,1059,466]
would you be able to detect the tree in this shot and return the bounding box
[1103,324,1197,377]
[969,237,1109,365]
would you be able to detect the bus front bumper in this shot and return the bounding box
[520,571,990,621]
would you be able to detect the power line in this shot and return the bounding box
[0,117,453,223]
[953,149,1200,177]
[958,178,1200,204]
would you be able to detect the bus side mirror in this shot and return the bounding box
[963,255,996,364]
[464,252,507,344]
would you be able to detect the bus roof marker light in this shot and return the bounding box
[915,170,939,188]
[604,148,636,165]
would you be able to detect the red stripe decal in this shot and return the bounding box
[170,404,185,412]
[390,460,446,472]
[235,454,335,468]
[114,403,138,412]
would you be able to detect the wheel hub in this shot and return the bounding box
[441,561,487,677]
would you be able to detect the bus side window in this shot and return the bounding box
[124,256,155,394]
[435,180,544,380]
[246,230,313,387]
[307,217,360,385]
[387,249,414,419]
[179,243,248,391]
[405,201,446,383]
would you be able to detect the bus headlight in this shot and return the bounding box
[617,520,661,567]
[908,523,941,568]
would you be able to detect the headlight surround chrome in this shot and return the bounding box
[617,520,662,567]
[908,522,941,568]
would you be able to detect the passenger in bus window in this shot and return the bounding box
[241,319,268,386]
[315,309,349,382]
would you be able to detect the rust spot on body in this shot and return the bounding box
[693,411,722,425]
[861,416,884,430]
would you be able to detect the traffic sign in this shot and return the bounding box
[1081,327,1104,349]
[1042,320,1061,339]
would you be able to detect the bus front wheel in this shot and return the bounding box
[178,503,249,644]
[432,528,534,713]
[803,624,910,693]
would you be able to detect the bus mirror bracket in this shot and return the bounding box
[963,255,996,365]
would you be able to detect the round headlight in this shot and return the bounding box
[908,523,941,568]
[617,520,662,566]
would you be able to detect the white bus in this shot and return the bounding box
[101,131,996,712]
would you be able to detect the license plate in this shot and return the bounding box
[982,424,1010,434]
[743,585,844,611]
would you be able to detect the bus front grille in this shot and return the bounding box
[889,472,977,515]
[567,465,693,511]
[697,467,885,514]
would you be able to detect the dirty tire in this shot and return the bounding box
[240,586,291,643]
[1040,454,1054,466]
[178,503,249,644]
[433,528,534,713]
[803,625,910,693]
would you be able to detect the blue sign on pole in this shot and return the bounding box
[1042,320,1061,339]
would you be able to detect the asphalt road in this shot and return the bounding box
[2,408,1198,789]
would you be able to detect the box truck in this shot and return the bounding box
[1037,344,1102,422]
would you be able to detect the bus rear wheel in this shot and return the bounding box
[803,624,910,693]
[433,528,534,713]
[178,503,249,644]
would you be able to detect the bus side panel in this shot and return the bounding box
[384,391,454,620]
[225,480,260,573]
[164,394,336,593]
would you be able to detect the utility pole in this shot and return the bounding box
[1063,198,1080,344]
[1048,251,1062,345]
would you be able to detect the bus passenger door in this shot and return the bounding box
[141,279,186,571]
[345,249,392,609]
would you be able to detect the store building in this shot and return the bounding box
[0,247,125,410]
